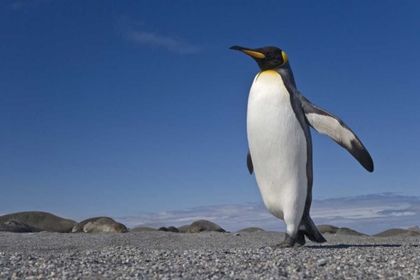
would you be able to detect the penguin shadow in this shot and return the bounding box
[305,244,419,249]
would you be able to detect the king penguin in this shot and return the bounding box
[230,45,374,247]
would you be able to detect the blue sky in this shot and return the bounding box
[1,1,419,231]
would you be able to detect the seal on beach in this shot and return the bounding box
[186,220,226,233]
[130,226,158,232]
[158,226,179,233]
[231,45,374,247]
[72,217,128,233]
[167,226,179,233]
[335,227,367,236]
[407,226,420,233]
[373,228,420,237]
[177,225,191,233]
[0,211,77,233]
[317,225,339,234]
[237,227,265,233]
[0,219,46,233]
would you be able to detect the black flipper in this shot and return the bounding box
[296,94,374,172]
[299,215,326,243]
[247,150,253,174]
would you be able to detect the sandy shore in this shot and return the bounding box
[1,231,419,279]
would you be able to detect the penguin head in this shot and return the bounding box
[230,45,289,71]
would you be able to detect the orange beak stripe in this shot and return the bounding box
[242,50,265,59]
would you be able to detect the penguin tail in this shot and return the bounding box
[299,215,326,243]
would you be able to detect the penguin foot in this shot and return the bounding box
[296,230,306,247]
[272,233,304,248]
[272,242,294,248]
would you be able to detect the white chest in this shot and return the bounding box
[246,70,308,218]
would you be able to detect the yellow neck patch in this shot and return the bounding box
[261,70,278,75]
[255,70,279,82]
[281,51,288,64]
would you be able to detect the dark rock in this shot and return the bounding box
[72,217,127,233]
[187,220,225,233]
[317,224,339,234]
[0,211,77,233]
[158,227,169,231]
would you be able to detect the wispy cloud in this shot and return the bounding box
[7,0,51,11]
[117,193,420,235]
[127,31,200,55]
[9,1,25,10]
[117,17,200,55]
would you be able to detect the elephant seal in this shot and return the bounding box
[72,217,127,233]
[335,227,367,236]
[177,225,190,233]
[373,228,420,237]
[167,226,179,233]
[407,226,420,233]
[237,227,265,233]
[187,220,226,233]
[158,226,179,232]
[316,225,339,234]
[0,219,45,233]
[0,211,77,233]
[130,226,158,232]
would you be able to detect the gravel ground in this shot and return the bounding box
[0,231,419,279]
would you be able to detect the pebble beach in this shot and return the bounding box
[1,231,419,279]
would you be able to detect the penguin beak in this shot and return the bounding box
[230,46,265,59]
